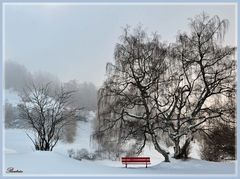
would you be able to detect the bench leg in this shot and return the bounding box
[125,164,127,168]
[146,163,147,168]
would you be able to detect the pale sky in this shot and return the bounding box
[4,3,236,87]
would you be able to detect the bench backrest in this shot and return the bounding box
[121,157,150,163]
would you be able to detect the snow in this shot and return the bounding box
[4,126,236,176]
[152,158,236,175]
[5,150,235,176]
[189,140,201,159]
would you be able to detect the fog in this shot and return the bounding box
[5,60,97,110]
[5,4,235,87]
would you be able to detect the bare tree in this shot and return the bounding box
[95,13,236,162]
[18,82,81,151]
[167,13,236,159]
[95,26,171,162]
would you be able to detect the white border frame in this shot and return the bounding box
[1,1,238,177]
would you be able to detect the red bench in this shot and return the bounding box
[121,157,151,168]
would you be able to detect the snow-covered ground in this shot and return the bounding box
[3,90,236,176]
[4,125,236,176]
[3,89,237,176]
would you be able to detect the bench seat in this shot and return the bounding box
[121,157,151,168]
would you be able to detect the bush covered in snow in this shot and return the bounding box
[68,148,97,161]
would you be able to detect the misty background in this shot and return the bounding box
[5,60,97,111]
[4,4,236,87]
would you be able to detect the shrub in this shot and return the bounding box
[68,148,97,161]
[201,123,235,161]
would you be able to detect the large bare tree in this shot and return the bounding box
[18,82,81,151]
[95,27,171,162]
[95,13,236,162]
[166,13,236,158]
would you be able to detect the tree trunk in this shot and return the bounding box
[35,139,51,151]
[174,137,192,159]
[173,140,181,158]
[151,134,170,162]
